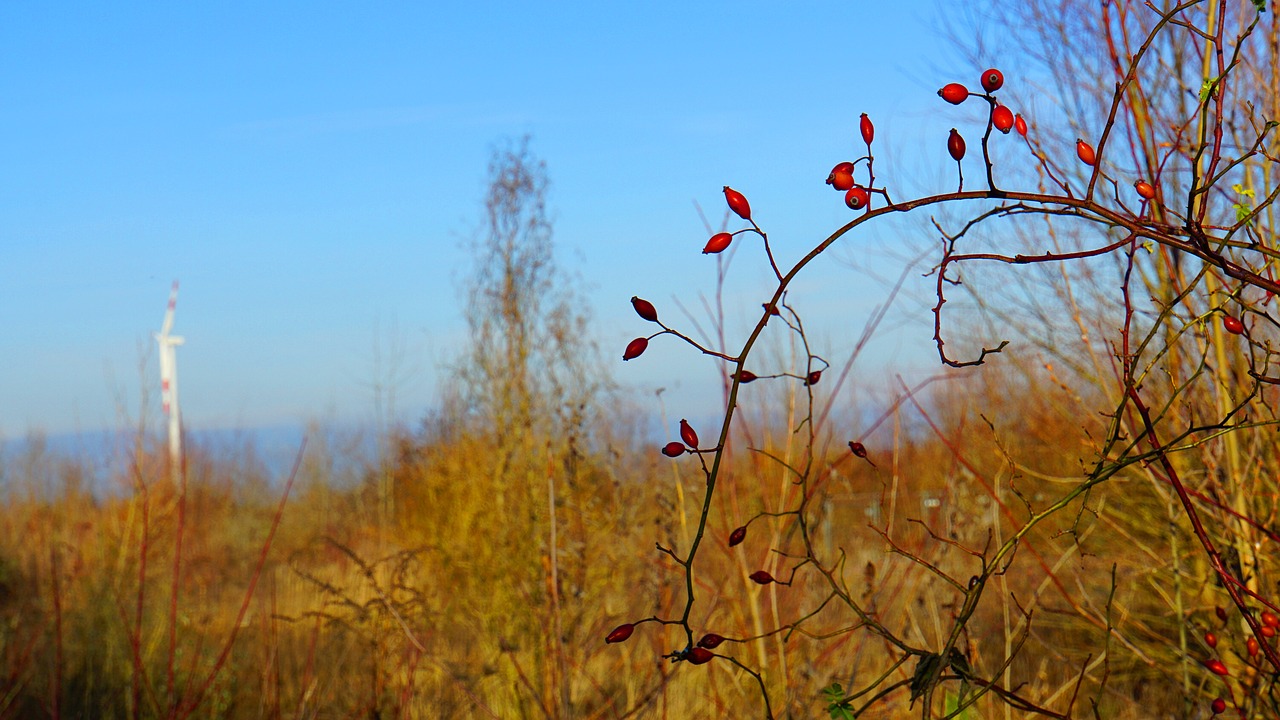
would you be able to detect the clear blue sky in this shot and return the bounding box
[1,2,1014,439]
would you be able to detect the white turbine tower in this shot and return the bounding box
[155,281,184,478]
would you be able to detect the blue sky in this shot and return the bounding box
[1,2,1017,439]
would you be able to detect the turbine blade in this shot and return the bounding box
[159,280,178,336]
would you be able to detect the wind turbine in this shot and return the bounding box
[155,281,184,478]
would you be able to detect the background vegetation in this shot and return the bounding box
[7,0,1280,717]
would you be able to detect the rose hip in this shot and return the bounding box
[679,419,699,449]
[992,105,1014,134]
[844,186,870,210]
[631,296,658,322]
[1076,139,1096,166]
[723,186,751,220]
[938,83,968,105]
[623,337,648,361]
[703,232,733,254]
[605,623,635,643]
[662,442,686,458]
[948,129,965,161]
[980,68,1004,93]
[685,647,714,664]
[698,633,726,649]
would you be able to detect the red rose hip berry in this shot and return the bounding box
[992,105,1014,134]
[980,68,1004,93]
[829,169,855,191]
[826,161,855,186]
[1223,315,1244,335]
[679,419,699,449]
[844,186,870,210]
[661,441,686,458]
[703,232,733,254]
[1076,139,1096,166]
[860,113,874,145]
[728,525,747,546]
[631,296,658,322]
[1014,113,1027,136]
[685,647,714,664]
[938,83,968,105]
[623,337,648,360]
[697,633,726,649]
[749,570,775,585]
[723,186,751,220]
[1211,698,1226,714]
[605,623,635,643]
[948,129,966,161]
[1134,180,1156,200]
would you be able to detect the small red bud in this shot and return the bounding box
[1205,658,1229,676]
[804,370,822,386]
[631,296,658,322]
[848,441,867,458]
[1076,139,1096,166]
[992,105,1014,134]
[948,128,965,161]
[859,113,874,145]
[1248,636,1260,656]
[1205,631,1218,648]
[1223,315,1244,335]
[1216,606,1229,622]
[732,370,758,383]
[728,525,746,547]
[605,623,635,643]
[661,442,686,458]
[685,647,714,664]
[723,186,751,220]
[749,570,775,585]
[679,419,699,449]
[938,83,968,105]
[980,68,1004,93]
[1134,180,1156,200]
[844,186,870,211]
[697,633,725,649]
[623,337,648,361]
[1014,113,1027,137]
[703,232,733,254]
[1262,610,1278,628]
[1211,698,1226,714]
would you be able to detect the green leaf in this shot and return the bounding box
[1232,184,1256,226]
[1200,77,1219,102]
[822,683,855,719]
